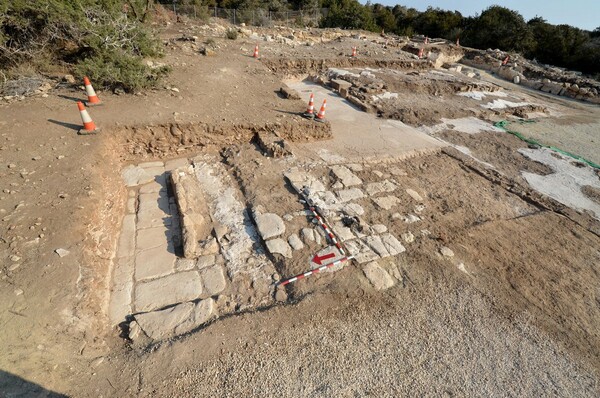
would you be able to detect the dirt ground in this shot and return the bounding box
[1,19,600,397]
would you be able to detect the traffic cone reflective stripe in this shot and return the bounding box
[306,93,314,114]
[253,44,259,58]
[316,99,326,120]
[83,76,101,105]
[77,101,99,134]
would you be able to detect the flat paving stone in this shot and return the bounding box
[200,265,227,297]
[112,255,134,291]
[135,271,203,313]
[138,161,164,168]
[266,238,292,258]
[365,235,390,258]
[381,233,406,255]
[196,254,216,270]
[301,228,315,243]
[108,279,133,325]
[362,261,395,290]
[122,165,153,187]
[133,298,214,340]
[165,158,190,171]
[135,244,176,281]
[330,165,362,187]
[372,224,388,234]
[342,203,365,216]
[345,239,378,264]
[143,166,166,178]
[336,188,365,203]
[126,197,137,214]
[406,188,424,202]
[255,213,285,240]
[365,180,397,196]
[373,196,401,210]
[287,234,304,250]
[136,226,173,252]
[139,180,167,195]
[116,214,136,259]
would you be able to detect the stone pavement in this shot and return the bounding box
[110,157,277,342]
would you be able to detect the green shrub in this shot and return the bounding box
[0,0,168,90]
[75,49,170,92]
[226,29,238,40]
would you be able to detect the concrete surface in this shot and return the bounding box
[287,80,445,163]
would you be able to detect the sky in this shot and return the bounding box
[366,0,599,31]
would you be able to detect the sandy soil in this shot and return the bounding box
[1,19,600,397]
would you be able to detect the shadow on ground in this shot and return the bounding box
[0,370,67,397]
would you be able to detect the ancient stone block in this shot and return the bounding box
[266,238,292,258]
[255,213,285,240]
[135,244,176,281]
[133,298,214,340]
[330,165,363,187]
[135,271,203,312]
[200,265,227,297]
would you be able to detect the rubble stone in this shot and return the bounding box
[441,246,455,257]
[336,188,365,202]
[365,180,397,196]
[381,233,406,255]
[373,196,401,210]
[255,213,286,240]
[330,165,362,187]
[287,234,304,250]
[266,238,293,258]
[406,188,424,202]
[301,228,315,243]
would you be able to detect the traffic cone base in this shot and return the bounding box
[77,101,100,135]
[315,99,326,122]
[78,127,101,135]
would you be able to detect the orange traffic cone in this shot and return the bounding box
[502,55,510,65]
[77,101,100,135]
[315,99,326,122]
[418,48,424,59]
[351,47,357,57]
[304,93,315,118]
[253,44,259,58]
[83,76,101,106]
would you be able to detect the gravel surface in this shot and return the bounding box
[126,272,598,397]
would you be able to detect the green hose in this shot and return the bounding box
[493,120,600,170]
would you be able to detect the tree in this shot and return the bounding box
[412,7,462,39]
[463,6,534,53]
[372,4,395,33]
[320,0,376,31]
